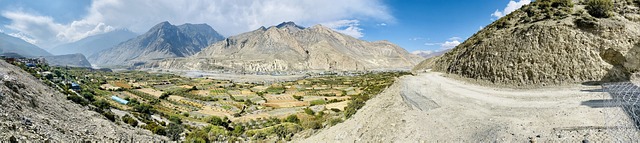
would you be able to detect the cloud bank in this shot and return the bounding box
[491,0,531,18]
[1,0,393,48]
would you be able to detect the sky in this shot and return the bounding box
[0,0,532,53]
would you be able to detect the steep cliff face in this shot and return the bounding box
[150,22,423,73]
[420,0,640,86]
[88,22,224,67]
[0,60,165,142]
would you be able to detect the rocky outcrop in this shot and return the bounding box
[419,0,640,86]
[0,60,166,142]
[88,21,224,67]
[44,53,92,67]
[149,22,423,73]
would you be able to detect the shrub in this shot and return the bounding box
[303,108,315,115]
[292,95,303,101]
[283,115,300,124]
[550,0,573,8]
[344,99,365,118]
[166,123,184,141]
[122,115,138,127]
[586,0,614,18]
[102,111,116,122]
[207,116,229,127]
[67,95,89,106]
[92,99,111,110]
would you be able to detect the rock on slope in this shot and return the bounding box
[49,29,138,57]
[0,33,51,57]
[89,21,224,67]
[43,53,92,67]
[150,22,423,73]
[418,0,640,86]
[0,60,165,141]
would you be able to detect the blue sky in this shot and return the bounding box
[0,0,531,52]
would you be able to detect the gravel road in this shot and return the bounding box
[303,72,640,142]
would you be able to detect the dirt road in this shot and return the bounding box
[303,72,639,142]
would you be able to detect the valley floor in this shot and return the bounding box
[303,72,640,142]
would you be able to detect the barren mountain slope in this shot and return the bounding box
[0,60,166,142]
[303,72,636,142]
[89,21,224,67]
[150,22,423,73]
[418,0,640,86]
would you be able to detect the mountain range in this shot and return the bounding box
[49,29,138,57]
[88,21,225,67]
[0,33,51,57]
[148,22,423,73]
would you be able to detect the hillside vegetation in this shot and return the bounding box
[416,0,640,86]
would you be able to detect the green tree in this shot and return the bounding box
[166,123,184,141]
[207,116,228,127]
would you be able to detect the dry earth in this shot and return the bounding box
[304,72,640,142]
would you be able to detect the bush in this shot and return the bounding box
[122,115,138,127]
[292,95,303,101]
[344,99,365,118]
[550,0,573,8]
[303,108,315,115]
[328,118,343,126]
[166,123,184,141]
[586,0,613,18]
[92,99,111,110]
[102,111,116,122]
[207,116,229,127]
[283,115,300,124]
[67,95,89,106]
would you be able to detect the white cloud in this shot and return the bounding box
[424,37,462,50]
[322,19,364,38]
[1,0,393,48]
[2,11,114,48]
[409,37,423,41]
[8,32,37,44]
[411,50,433,55]
[441,40,460,50]
[448,37,462,41]
[424,42,439,46]
[377,23,387,26]
[491,0,531,18]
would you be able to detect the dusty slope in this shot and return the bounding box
[421,0,640,86]
[0,60,166,142]
[304,72,638,142]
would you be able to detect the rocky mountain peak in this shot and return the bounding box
[150,21,174,31]
[276,21,305,29]
[89,21,225,67]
